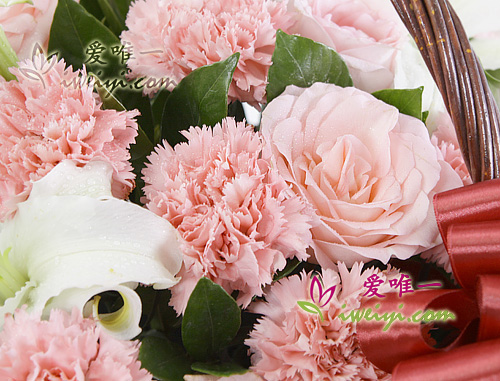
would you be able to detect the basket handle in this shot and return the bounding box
[391,0,500,182]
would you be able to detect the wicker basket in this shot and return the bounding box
[391,0,500,183]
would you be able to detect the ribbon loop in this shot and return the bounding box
[357,179,500,379]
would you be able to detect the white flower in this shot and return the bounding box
[394,0,500,131]
[0,0,32,6]
[0,160,183,339]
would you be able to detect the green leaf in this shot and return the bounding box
[274,258,301,281]
[422,110,429,124]
[48,0,125,80]
[96,0,132,36]
[161,53,239,147]
[139,334,192,381]
[0,26,18,81]
[191,362,248,377]
[91,74,154,206]
[79,0,105,21]
[266,30,353,103]
[182,278,241,361]
[152,89,171,144]
[486,69,500,84]
[372,87,424,121]
[297,301,323,321]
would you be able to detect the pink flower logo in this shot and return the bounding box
[297,275,336,321]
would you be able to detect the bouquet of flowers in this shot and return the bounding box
[0,0,499,379]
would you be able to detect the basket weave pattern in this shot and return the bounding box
[391,0,500,183]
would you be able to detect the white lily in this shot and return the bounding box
[0,160,183,340]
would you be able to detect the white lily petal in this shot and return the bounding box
[0,160,183,338]
[0,281,35,327]
[448,0,500,37]
[28,160,114,199]
[471,36,500,71]
[45,284,143,340]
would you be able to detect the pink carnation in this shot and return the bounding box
[246,264,395,380]
[0,308,151,380]
[261,83,464,267]
[121,0,293,105]
[142,118,315,313]
[287,0,407,92]
[0,55,139,220]
[430,112,472,187]
[0,0,58,60]
[421,112,472,273]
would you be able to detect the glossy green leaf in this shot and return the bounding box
[191,362,248,377]
[139,334,192,381]
[48,0,125,80]
[161,53,239,147]
[97,0,125,36]
[182,278,241,361]
[372,87,424,121]
[96,0,132,36]
[266,30,353,103]
[80,0,105,21]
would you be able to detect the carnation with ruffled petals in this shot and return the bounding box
[143,118,315,313]
[287,0,407,92]
[431,112,472,187]
[420,112,472,273]
[0,308,151,380]
[246,264,396,380]
[121,0,293,105]
[0,55,139,220]
[0,0,58,60]
[261,82,463,268]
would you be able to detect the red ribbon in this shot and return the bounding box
[357,179,500,380]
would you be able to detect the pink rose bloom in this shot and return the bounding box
[246,263,395,380]
[261,83,463,268]
[0,55,139,220]
[287,0,407,92]
[0,0,58,60]
[142,117,315,313]
[121,0,293,105]
[0,308,152,380]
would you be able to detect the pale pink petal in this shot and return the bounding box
[121,0,294,105]
[246,265,396,380]
[0,308,152,380]
[0,55,139,220]
[0,0,59,60]
[287,0,408,92]
[261,82,464,267]
[143,118,316,313]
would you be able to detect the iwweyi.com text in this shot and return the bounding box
[337,303,455,331]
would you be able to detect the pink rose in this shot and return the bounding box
[261,82,463,267]
[287,0,407,92]
[0,0,59,60]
